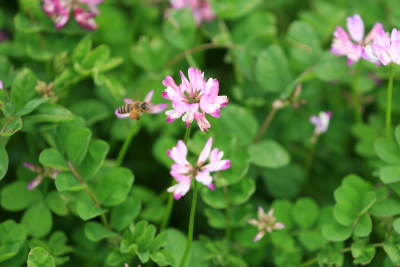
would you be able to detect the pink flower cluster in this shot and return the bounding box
[167,137,230,200]
[24,162,59,190]
[162,67,228,132]
[331,14,383,65]
[248,206,285,242]
[169,0,215,25]
[364,28,400,66]
[42,0,103,30]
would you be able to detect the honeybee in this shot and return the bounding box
[117,101,150,120]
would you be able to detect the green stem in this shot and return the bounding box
[386,64,394,140]
[222,184,232,241]
[179,180,198,267]
[352,60,363,124]
[115,122,140,167]
[253,107,278,144]
[160,124,192,231]
[298,257,318,267]
[304,134,317,188]
[185,54,198,69]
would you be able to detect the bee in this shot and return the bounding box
[117,101,150,120]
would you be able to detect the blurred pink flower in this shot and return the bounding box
[331,14,383,65]
[169,0,215,25]
[0,80,3,90]
[42,0,102,30]
[24,162,59,190]
[364,28,400,66]
[162,67,228,132]
[310,111,331,135]
[167,137,230,200]
[248,207,285,242]
[115,90,168,119]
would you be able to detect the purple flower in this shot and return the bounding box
[24,162,59,190]
[167,137,230,200]
[310,111,331,135]
[331,14,383,65]
[364,28,400,66]
[162,67,228,132]
[248,207,285,242]
[169,0,215,25]
[42,0,103,30]
[114,90,168,119]
[0,80,3,90]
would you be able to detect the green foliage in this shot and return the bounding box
[27,247,55,267]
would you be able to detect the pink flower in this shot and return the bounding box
[115,90,168,119]
[310,111,331,135]
[162,67,228,132]
[167,137,230,200]
[331,14,383,65]
[0,80,3,90]
[24,162,59,190]
[364,28,400,66]
[42,0,103,30]
[248,207,285,242]
[169,0,215,25]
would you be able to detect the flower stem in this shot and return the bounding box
[253,107,278,144]
[304,134,317,190]
[222,184,232,241]
[185,54,198,69]
[160,124,192,231]
[179,180,198,267]
[352,60,363,124]
[386,64,394,140]
[115,122,140,167]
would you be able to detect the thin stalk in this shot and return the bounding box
[386,64,394,140]
[222,184,232,241]
[115,122,140,167]
[160,124,192,231]
[352,60,363,124]
[185,53,199,69]
[179,180,198,267]
[68,161,109,228]
[253,107,278,144]
[304,134,318,186]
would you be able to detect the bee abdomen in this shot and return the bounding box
[118,104,131,114]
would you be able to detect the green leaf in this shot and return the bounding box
[272,200,294,231]
[68,100,109,126]
[95,75,125,103]
[333,200,358,226]
[21,202,52,238]
[383,242,400,266]
[314,52,347,81]
[96,167,134,206]
[76,140,109,181]
[0,117,23,137]
[354,213,372,237]
[14,98,49,116]
[210,0,261,19]
[44,191,68,216]
[76,199,106,221]
[110,193,141,231]
[255,44,292,93]
[66,128,92,166]
[317,243,344,267]
[204,208,226,229]
[287,21,322,69]
[72,36,92,63]
[150,249,175,267]
[14,13,43,33]
[351,242,375,265]
[81,44,110,70]
[1,181,42,211]
[48,231,73,257]
[334,185,360,210]
[262,164,304,198]
[0,145,8,180]
[56,117,85,154]
[163,8,196,50]
[23,103,74,131]
[27,247,55,267]
[322,220,352,242]
[374,138,400,164]
[0,220,26,263]
[229,178,256,206]
[380,166,400,184]
[136,224,157,251]
[292,198,319,230]
[248,140,290,168]
[393,218,400,234]
[39,148,69,171]
[84,222,115,242]
[370,198,400,216]
[10,69,38,110]
[164,228,187,266]
[55,172,85,192]
[298,230,325,252]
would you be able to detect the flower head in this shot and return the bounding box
[364,28,400,66]
[162,67,228,132]
[115,90,168,119]
[167,137,230,200]
[331,14,383,65]
[24,162,59,190]
[42,0,103,30]
[310,111,331,135]
[0,80,3,90]
[169,0,215,25]
[248,207,285,242]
